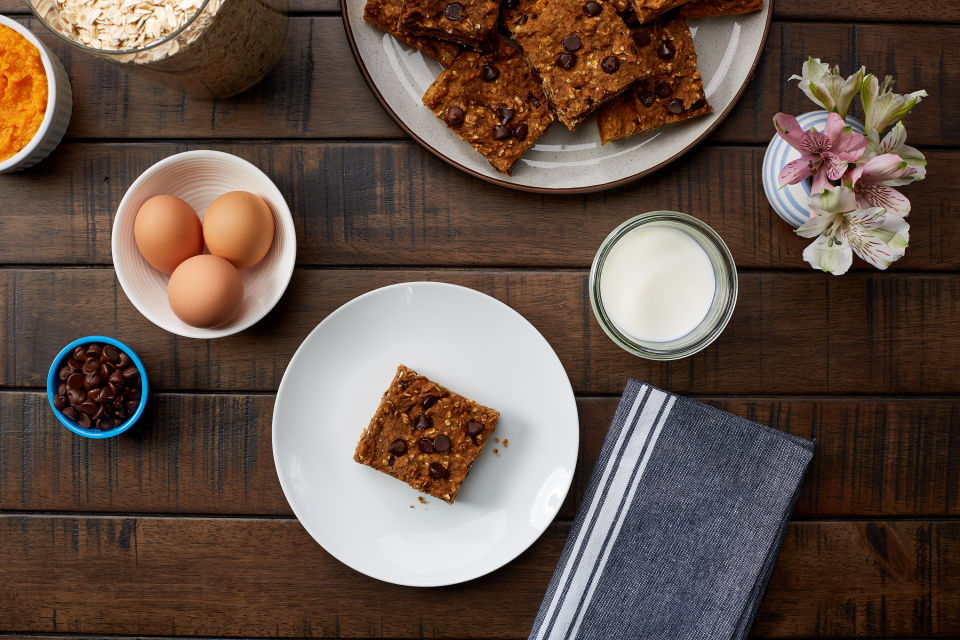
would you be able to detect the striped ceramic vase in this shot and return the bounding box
[762,110,865,228]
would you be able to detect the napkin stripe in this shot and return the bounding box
[536,384,671,640]
[565,394,676,640]
[531,383,652,640]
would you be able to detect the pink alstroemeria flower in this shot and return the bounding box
[842,153,917,216]
[774,112,868,193]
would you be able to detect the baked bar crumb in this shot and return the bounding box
[399,0,499,46]
[629,0,693,23]
[422,38,554,175]
[678,0,762,19]
[597,17,712,144]
[354,365,499,505]
[418,496,428,503]
[512,0,650,130]
[364,0,461,66]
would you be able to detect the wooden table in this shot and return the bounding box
[1,0,958,637]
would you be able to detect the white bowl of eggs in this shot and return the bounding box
[112,150,297,339]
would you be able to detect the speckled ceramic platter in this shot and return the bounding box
[343,0,772,193]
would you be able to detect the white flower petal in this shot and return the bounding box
[796,211,840,239]
[803,234,853,275]
[808,186,858,216]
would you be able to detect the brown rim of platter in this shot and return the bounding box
[341,0,775,194]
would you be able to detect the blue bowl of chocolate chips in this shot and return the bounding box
[47,336,149,439]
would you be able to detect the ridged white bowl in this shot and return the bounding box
[0,15,72,173]
[112,150,297,339]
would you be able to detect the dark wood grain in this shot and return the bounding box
[1,143,956,271]
[3,392,958,519]
[5,269,960,396]
[7,18,956,146]
[0,515,957,638]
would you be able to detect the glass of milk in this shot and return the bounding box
[589,211,738,360]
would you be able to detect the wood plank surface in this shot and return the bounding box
[4,269,960,396]
[6,18,955,146]
[0,515,957,638]
[1,143,956,271]
[3,391,958,519]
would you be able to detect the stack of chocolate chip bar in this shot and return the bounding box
[364,0,763,174]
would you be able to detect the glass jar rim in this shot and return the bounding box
[24,0,212,56]
[588,211,739,361]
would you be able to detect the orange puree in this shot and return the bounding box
[0,25,48,162]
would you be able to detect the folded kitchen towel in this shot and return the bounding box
[529,380,815,640]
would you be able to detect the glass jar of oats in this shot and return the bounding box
[26,0,288,98]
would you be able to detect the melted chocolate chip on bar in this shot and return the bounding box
[419,438,436,453]
[428,462,450,479]
[444,2,465,20]
[558,52,576,70]
[513,122,528,140]
[433,435,452,452]
[632,28,651,48]
[658,41,676,59]
[493,123,513,140]
[654,81,672,97]
[583,1,601,16]
[665,98,684,113]
[481,65,500,82]
[389,439,407,455]
[466,420,484,437]
[496,105,515,123]
[422,395,441,410]
[446,107,465,127]
[563,35,581,51]
[600,55,619,73]
[414,413,432,430]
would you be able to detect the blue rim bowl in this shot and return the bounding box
[47,336,149,439]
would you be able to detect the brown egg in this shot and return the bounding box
[202,191,275,270]
[167,255,244,328]
[134,195,204,274]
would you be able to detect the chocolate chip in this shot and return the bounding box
[77,412,92,428]
[532,97,541,108]
[481,65,500,82]
[53,395,68,411]
[117,351,132,368]
[67,372,85,390]
[96,415,114,431]
[496,105,515,124]
[414,413,432,430]
[444,2,464,20]
[388,439,407,455]
[102,345,119,362]
[109,369,125,384]
[600,55,619,73]
[398,379,411,390]
[67,389,86,405]
[126,400,139,414]
[83,358,100,374]
[387,455,396,466]
[86,344,102,357]
[446,106,465,128]
[73,346,88,360]
[654,81,672,97]
[84,372,103,390]
[504,0,518,8]
[114,407,128,420]
[558,52,576,70]
[80,401,99,415]
[418,438,435,453]
[433,435,452,452]
[129,387,142,400]
[428,462,449,478]
[466,420,484,437]
[665,98,684,113]
[513,122,529,141]
[493,124,513,140]
[690,99,705,110]
[479,38,497,53]
[422,395,441,410]
[563,35,581,52]
[638,91,655,107]
[58,366,72,381]
[67,358,84,370]
[513,13,527,25]
[62,406,79,420]
[658,41,675,59]
[632,27,651,47]
[122,366,140,380]
[58,382,67,396]
[584,0,601,16]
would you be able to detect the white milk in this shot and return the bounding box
[600,225,716,343]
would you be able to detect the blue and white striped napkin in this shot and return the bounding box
[529,380,814,640]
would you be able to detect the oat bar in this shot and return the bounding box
[422,38,554,175]
[512,0,650,130]
[364,0,461,66]
[629,0,692,23]
[398,0,499,47]
[678,0,762,19]
[596,18,712,144]
[354,365,499,505]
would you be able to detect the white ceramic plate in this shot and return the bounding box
[342,0,772,192]
[272,282,579,586]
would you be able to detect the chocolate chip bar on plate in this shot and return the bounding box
[678,0,762,19]
[629,0,693,23]
[364,0,461,66]
[422,38,554,175]
[354,365,500,504]
[511,0,650,130]
[398,0,499,46]
[596,17,712,144]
